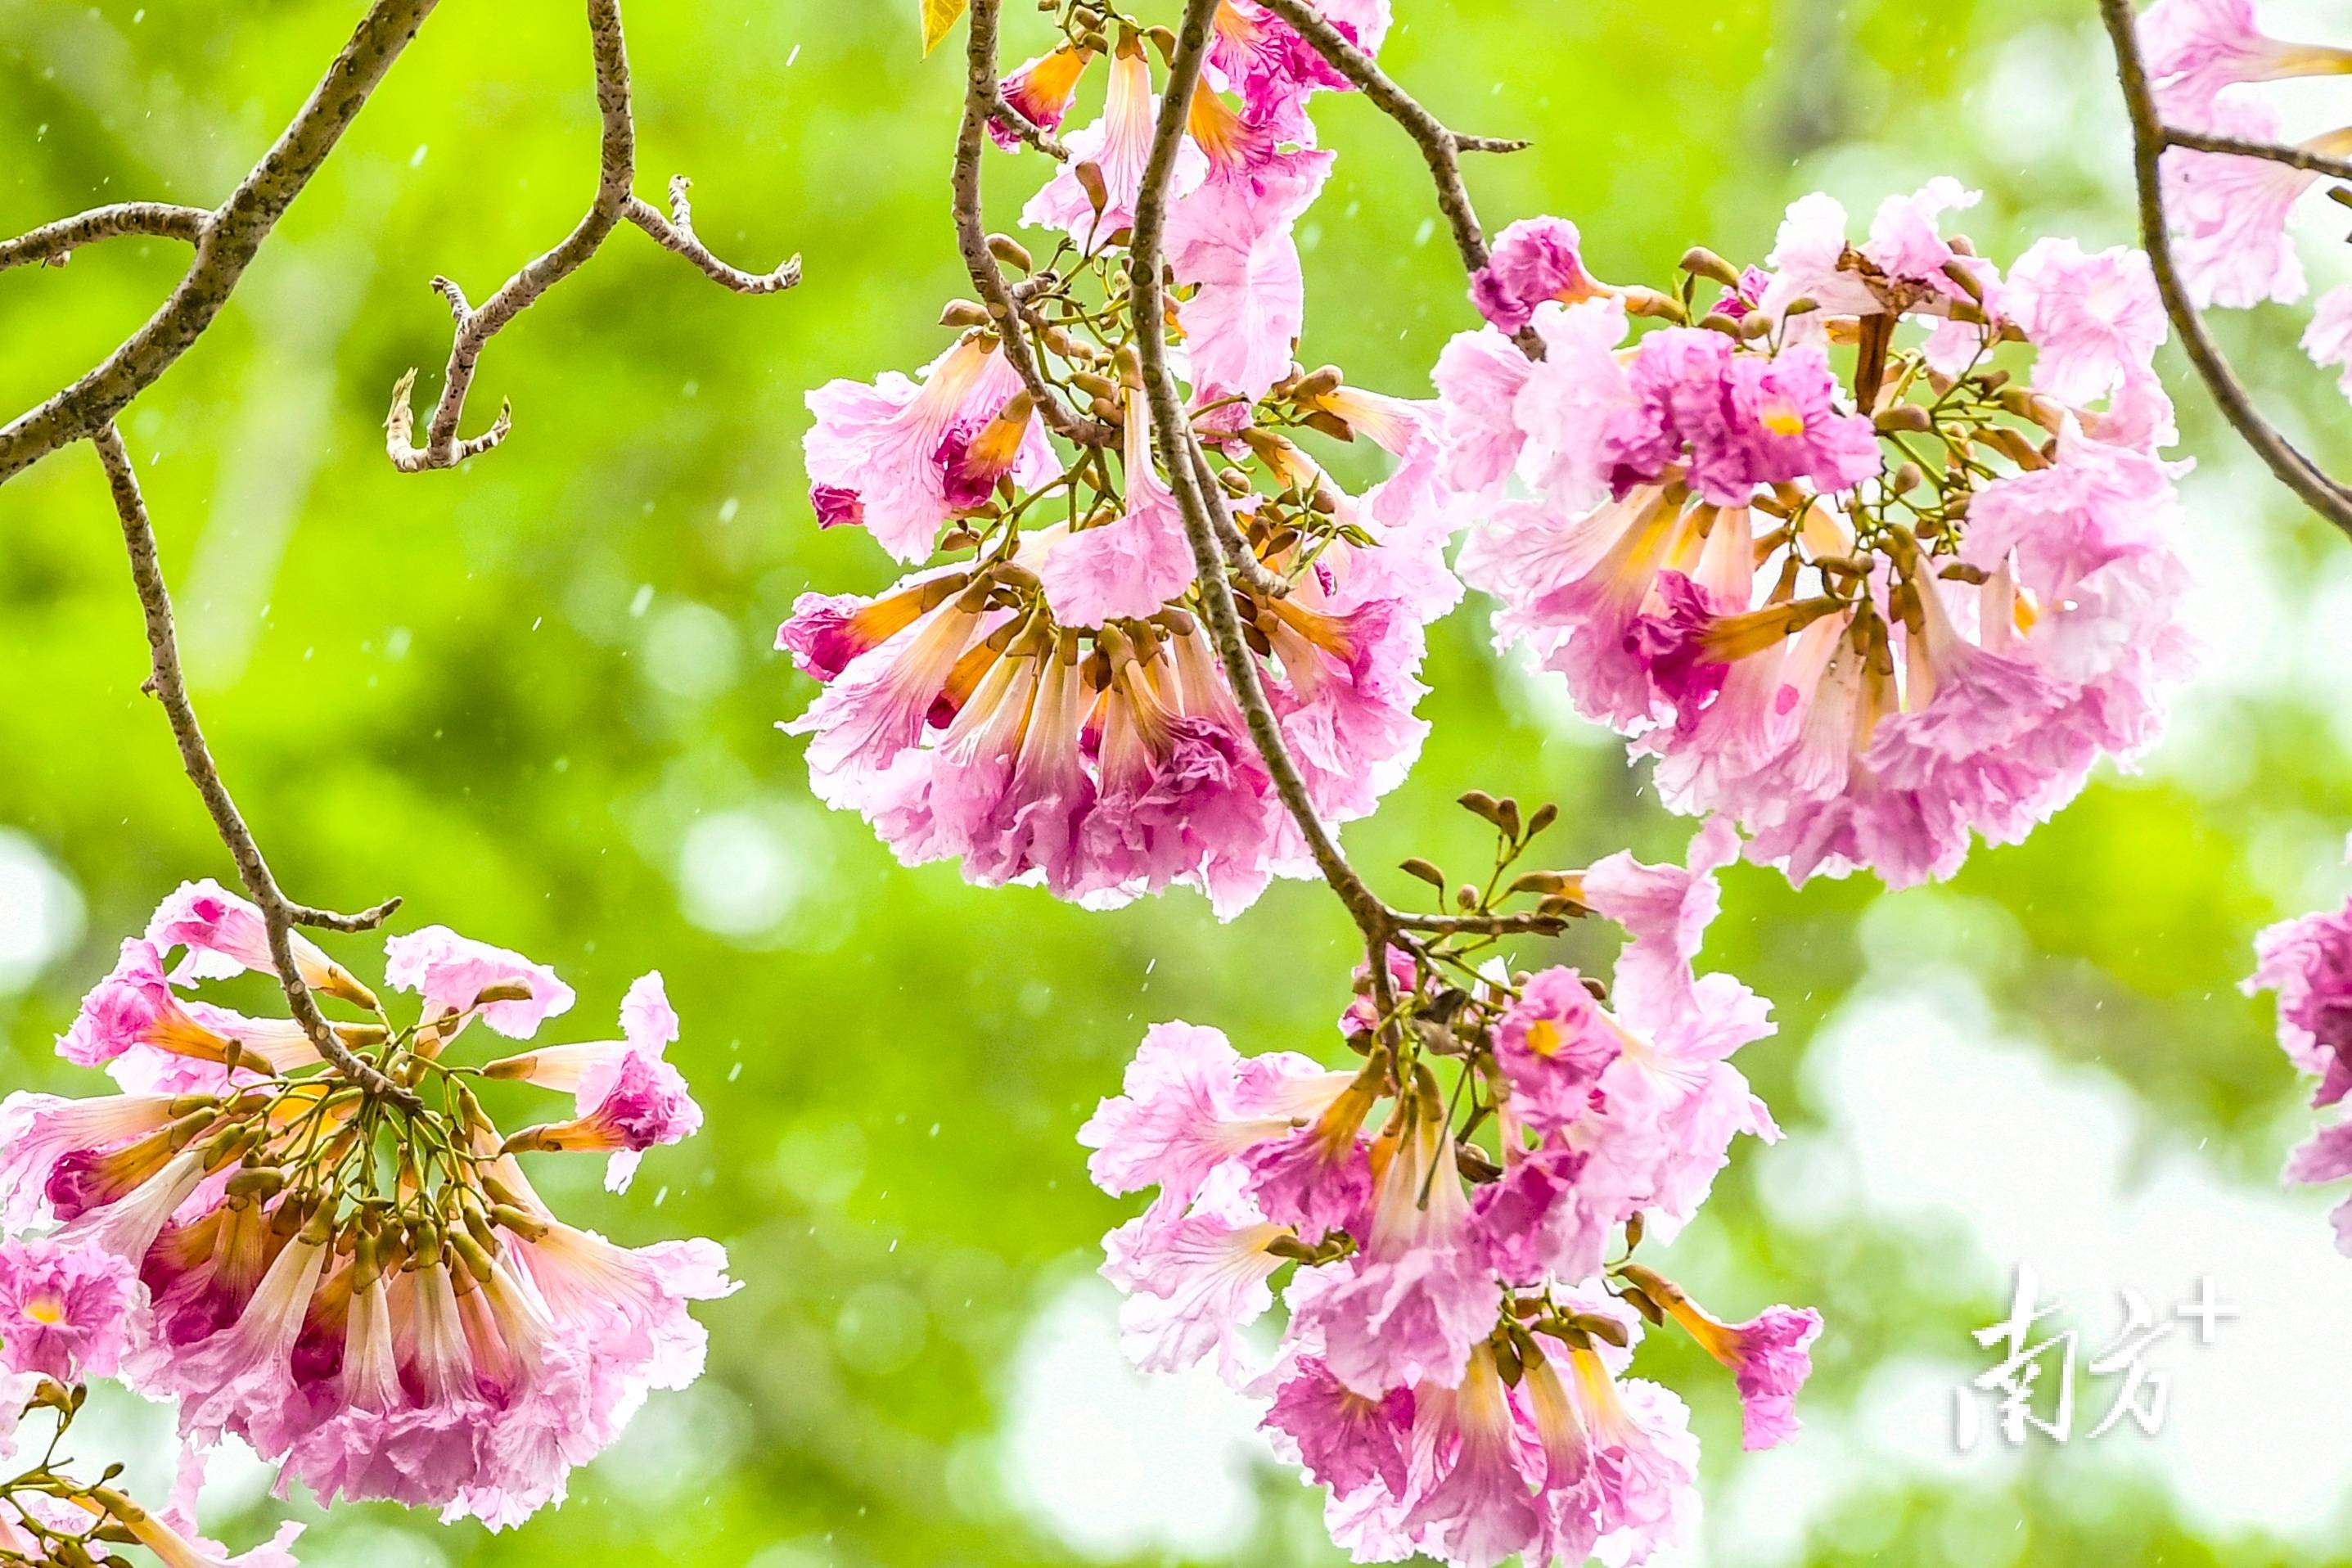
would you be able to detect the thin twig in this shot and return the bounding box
[0,0,442,484]
[1391,910,1567,937]
[0,204,210,273]
[1253,0,1507,282]
[92,425,418,1107]
[288,896,404,933]
[1133,0,1392,942]
[956,0,1115,446]
[987,95,1069,160]
[1186,441,1291,601]
[389,0,796,472]
[2101,0,2352,539]
[2161,128,2352,183]
[625,176,804,293]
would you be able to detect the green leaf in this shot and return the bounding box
[921,0,969,56]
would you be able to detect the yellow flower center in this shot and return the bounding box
[1759,398,1806,438]
[1525,1018,1563,1058]
[25,1291,66,1327]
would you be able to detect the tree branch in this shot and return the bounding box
[0,0,443,485]
[2161,127,2352,182]
[2100,0,2352,540]
[1133,0,1392,942]
[987,94,1069,161]
[388,0,798,472]
[0,204,210,274]
[92,425,418,1107]
[625,176,804,293]
[1254,0,1508,282]
[955,0,1116,447]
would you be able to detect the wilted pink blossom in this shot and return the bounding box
[383,925,574,1041]
[1471,215,1606,335]
[0,1237,140,1381]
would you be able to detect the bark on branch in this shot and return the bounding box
[0,204,210,273]
[93,426,418,1107]
[0,0,443,484]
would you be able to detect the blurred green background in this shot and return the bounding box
[5,1,2352,1563]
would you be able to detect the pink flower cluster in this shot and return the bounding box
[1082,822,1819,1566]
[788,5,1467,918]
[2138,0,2352,386]
[1435,186,2195,888]
[2247,851,2352,1250]
[0,883,732,1533]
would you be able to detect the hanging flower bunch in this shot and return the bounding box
[1083,805,1818,1567]
[1432,188,2197,888]
[3,881,732,1536]
[784,0,1463,918]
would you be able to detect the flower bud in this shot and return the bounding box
[988,233,1034,273]
[1678,246,1742,287]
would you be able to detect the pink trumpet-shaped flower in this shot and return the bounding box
[1404,1345,1540,1568]
[1037,391,1199,625]
[1295,1120,1502,1398]
[2141,0,2352,122]
[1101,1167,1289,1377]
[1262,1356,1413,1499]
[991,43,1093,149]
[1168,85,1335,403]
[2302,286,2352,400]
[1627,1264,1821,1450]
[2161,98,2352,309]
[489,972,700,1192]
[2005,238,2166,407]
[803,336,1052,562]
[1024,46,1207,245]
[61,939,322,1077]
[1080,1021,1351,1211]
[1491,966,1620,1134]
[146,881,376,1009]
[1471,215,1606,335]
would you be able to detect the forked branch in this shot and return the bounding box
[93,426,417,1107]
[953,0,1117,447]
[1128,0,1560,956]
[386,0,799,472]
[2099,0,2352,540]
[0,0,443,484]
